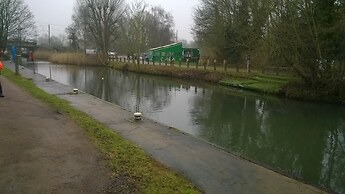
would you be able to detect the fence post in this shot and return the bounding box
[196,60,199,69]
[205,59,209,70]
[214,59,217,71]
[187,59,190,68]
[246,55,251,73]
[223,60,227,71]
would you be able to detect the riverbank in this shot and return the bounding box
[110,62,345,104]
[2,67,199,194]
[34,51,345,104]
[110,62,294,94]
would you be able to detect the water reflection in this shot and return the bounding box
[31,63,345,193]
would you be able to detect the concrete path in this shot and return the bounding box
[0,70,112,193]
[4,62,327,194]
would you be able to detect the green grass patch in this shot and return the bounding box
[219,78,286,94]
[2,67,200,194]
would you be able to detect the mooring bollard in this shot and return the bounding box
[134,112,142,121]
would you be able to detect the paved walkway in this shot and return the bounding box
[0,69,112,193]
[3,61,327,194]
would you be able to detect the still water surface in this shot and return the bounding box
[30,62,345,193]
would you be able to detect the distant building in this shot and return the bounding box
[148,42,200,63]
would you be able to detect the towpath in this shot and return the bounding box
[0,68,114,193]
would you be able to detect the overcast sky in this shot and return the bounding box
[24,0,199,41]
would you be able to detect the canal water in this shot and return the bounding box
[29,62,345,193]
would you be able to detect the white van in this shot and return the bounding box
[85,49,97,55]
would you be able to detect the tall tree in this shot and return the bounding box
[147,6,175,48]
[126,1,149,65]
[118,3,175,57]
[194,0,345,99]
[0,0,36,50]
[66,24,80,51]
[72,0,125,64]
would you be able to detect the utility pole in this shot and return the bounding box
[48,24,51,50]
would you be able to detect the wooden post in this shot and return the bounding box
[187,59,190,68]
[214,59,217,71]
[179,59,182,67]
[205,59,209,70]
[246,54,251,73]
[196,60,199,69]
[223,60,227,71]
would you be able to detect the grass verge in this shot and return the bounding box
[2,67,200,194]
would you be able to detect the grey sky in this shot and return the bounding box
[24,0,199,41]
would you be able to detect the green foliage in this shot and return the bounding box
[193,0,345,100]
[3,67,200,194]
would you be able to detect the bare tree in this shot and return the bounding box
[66,24,80,51]
[147,6,175,48]
[118,3,175,58]
[0,0,36,50]
[126,1,149,65]
[73,0,125,64]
